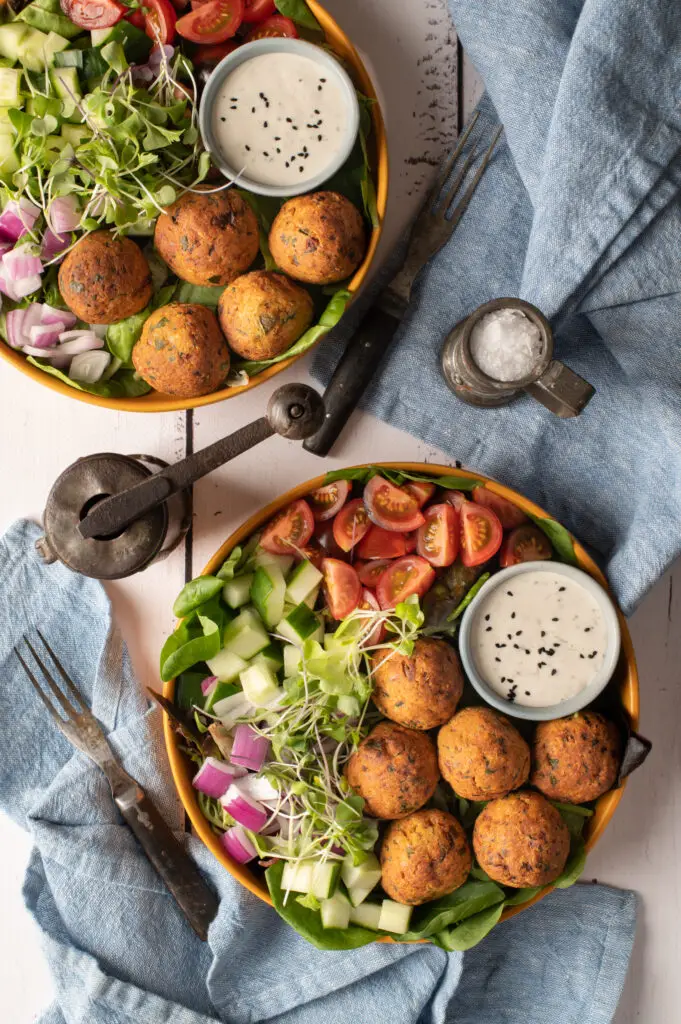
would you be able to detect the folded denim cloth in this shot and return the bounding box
[1,520,636,1023]
[314,0,681,617]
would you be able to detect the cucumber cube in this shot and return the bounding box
[50,66,81,100]
[303,585,320,609]
[276,603,323,647]
[206,647,247,683]
[240,663,280,707]
[349,902,381,930]
[252,642,283,673]
[0,68,21,106]
[282,860,313,894]
[213,691,251,728]
[0,134,18,181]
[281,859,340,899]
[221,608,269,660]
[347,883,376,908]
[250,564,286,628]
[283,644,302,678]
[204,680,239,713]
[285,560,323,607]
[321,890,351,930]
[222,573,253,609]
[341,853,381,897]
[311,861,341,899]
[378,900,413,935]
[254,550,294,575]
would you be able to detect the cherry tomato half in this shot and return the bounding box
[126,9,147,29]
[176,0,243,43]
[356,526,408,560]
[403,481,436,507]
[356,559,391,587]
[376,556,436,610]
[332,498,371,553]
[242,0,275,22]
[404,532,418,553]
[192,40,238,65]
[416,503,459,567]
[363,476,426,533]
[473,487,528,530]
[500,525,553,568]
[322,559,361,620]
[314,520,344,559]
[443,489,466,511]
[245,12,297,39]
[308,479,351,522]
[62,0,125,29]
[460,501,503,568]
[359,588,386,646]
[141,0,177,43]
[260,499,314,554]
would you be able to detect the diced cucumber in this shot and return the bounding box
[90,20,152,64]
[0,134,18,181]
[378,900,413,935]
[91,28,115,48]
[348,902,381,930]
[206,646,247,684]
[341,852,382,900]
[285,560,323,607]
[61,123,91,146]
[0,24,32,65]
[276,603,323,647]
[281,859,341,899]
[213,691,251,727]
[0,68,21,106]
[33,0,64,15]
[53,49,84,69]
[204,680,239,713]
[222,573,253,609]
[240,663,280,707]
[19,5,84,41]
[283,644,302,678]
[17,28,69,71]
[50,66,81,100]
[303,584,320,609]
[336,695,360,718]
[254,549,294,575]
[221,608,269,660]
[282,860,313,894]
[321,891,351,930]
[250,563,286,628]
[252,642,283,673]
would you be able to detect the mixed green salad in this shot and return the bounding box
[0,0,378,398]
[162,466,605,952]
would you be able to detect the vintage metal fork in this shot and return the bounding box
[16,630,219,940]
[303,112,504,456]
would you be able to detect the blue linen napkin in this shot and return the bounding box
[314,0,681,617]
[1,520,636,1023]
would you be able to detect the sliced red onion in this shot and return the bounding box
[5,308,26,349]
[22,344,67,358]
[48,195,81,235]
[23,303,45,335]
[220,784,269,832]
[0,241,13,258]
[3,245,42,282]
[0,268,41,300]
[236,774,279,803]
[221,825,257,864]
[231,724,270,771]
[0,199,40,242]
[41,227,71,262]
[201,675,218,696]
[149,44,174,68]
[42,304,77,328]
[69,350,111,383]
[56,332,104,355]
[214,691,253,730]
[30,324,62,348]
[131,65,155,85]
[192,756,243,799]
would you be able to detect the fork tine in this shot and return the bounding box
[446,125,504,228]
[23,636,78,720]
[436,145,479,216]
[425,111,480,208]
[15,647,66,724]
[35,629,88,712]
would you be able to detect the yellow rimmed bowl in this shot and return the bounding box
[0,0,388,413]
[162,463,639,937]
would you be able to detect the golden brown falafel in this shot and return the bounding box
[132,302,230,398]
[531,711,621,804]
[269,191,366,285]
[154,189,259,286]
[473,791,570,888]
[380,809,472,905]
[371,638,463,730]
[438,706,530,801]
[58,231,152,324]
[217,270,314,361]
[345,721,439,820]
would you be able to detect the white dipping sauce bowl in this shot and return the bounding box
[199,38,360,198]
[459,561,621,721]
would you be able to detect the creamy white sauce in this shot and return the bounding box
[211,53,347,187]
[469,570,608,707]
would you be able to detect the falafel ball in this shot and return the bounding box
[58,231,152,324]
[345,721,439,820]
[381,809,472,905]
[154,189,259,286]
[217,270,314,361]
[531,711,621,804]
[371,638,463,730]
[269,191,366,285]
[473,791,570,888]
[438,706,530,801]
[132,303,230,398]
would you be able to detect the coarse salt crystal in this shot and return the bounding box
[469,308,543,382]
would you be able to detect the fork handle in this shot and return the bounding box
[116,787,219,941]
[303,305,401,457]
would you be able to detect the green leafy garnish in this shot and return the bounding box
[447,572,490,622]
[401,881,505,941]
[526,511,577,565]
[554,840,587,889]
[173,576,225,618]
[274,0,322,32]
[434,902,505,951]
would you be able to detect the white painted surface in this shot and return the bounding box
[0,4,677,1023]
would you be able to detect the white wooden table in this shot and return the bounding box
[0,2,678,1020]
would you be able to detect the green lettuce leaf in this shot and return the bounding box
[274,0,322,31]
[434,902,505,951]
[526,511,577,565]
[401,881,505,941]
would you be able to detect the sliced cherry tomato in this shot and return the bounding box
[376,556,436,610]
[404,531,418,553]
[356,526,408,560]
[242,0,275,22]
[460,501,503,568]
[500,525,553,568]
[443,489,466,510]
[322,559,361,620]
[314,520,344,559]
[176,0,243,42]
[260,499,314,554]
[126,9,147,29]
[473,487,528,529]
[140,0,177,43]
[61,0,125,29]
[192,40,238,66]
[359,588,386,646]
[416,503,459,567]
[356,559,391,587]
[332,498,371,553]
[171,0,190,9]
[404,481,436,507]
[363,476,426,533]
[308,479,351,522]
[245,13,298,39]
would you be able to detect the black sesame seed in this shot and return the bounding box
[263,121,269,128]
[507,591,514,597]
[286,117,293,123]
[276,147,281,153]
[299,166,304,173]
[263,151,269,157]
[317,84,323,91]
[485,626,492,632]
[245,144,251,151]
[495,657,501,663]
[540,630,546,638]
[525,649,531,655]
[507,694,516,703]
[516,630,523,636]
[511,611,516,619]
[501,676,506,683]
[484,614,490,622]
[551,669,557,676]
[320,78,327,82]
[552,617,559,622]
[513,643,519,650]
[559,586,566,592]
[507,633,513,640]
[507,678,513,683]
[274,136,281,141]
[252,107,256,114]
[584,627,591,632]
[220,116,226,122]
[317,134,323,141]
[292,125,299,130]
[230,105,237,110]
[230,97,237,101]
[525,691,531,696]
[538,661,546,668]
[285,161,290,168]
[314,108,320,114]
